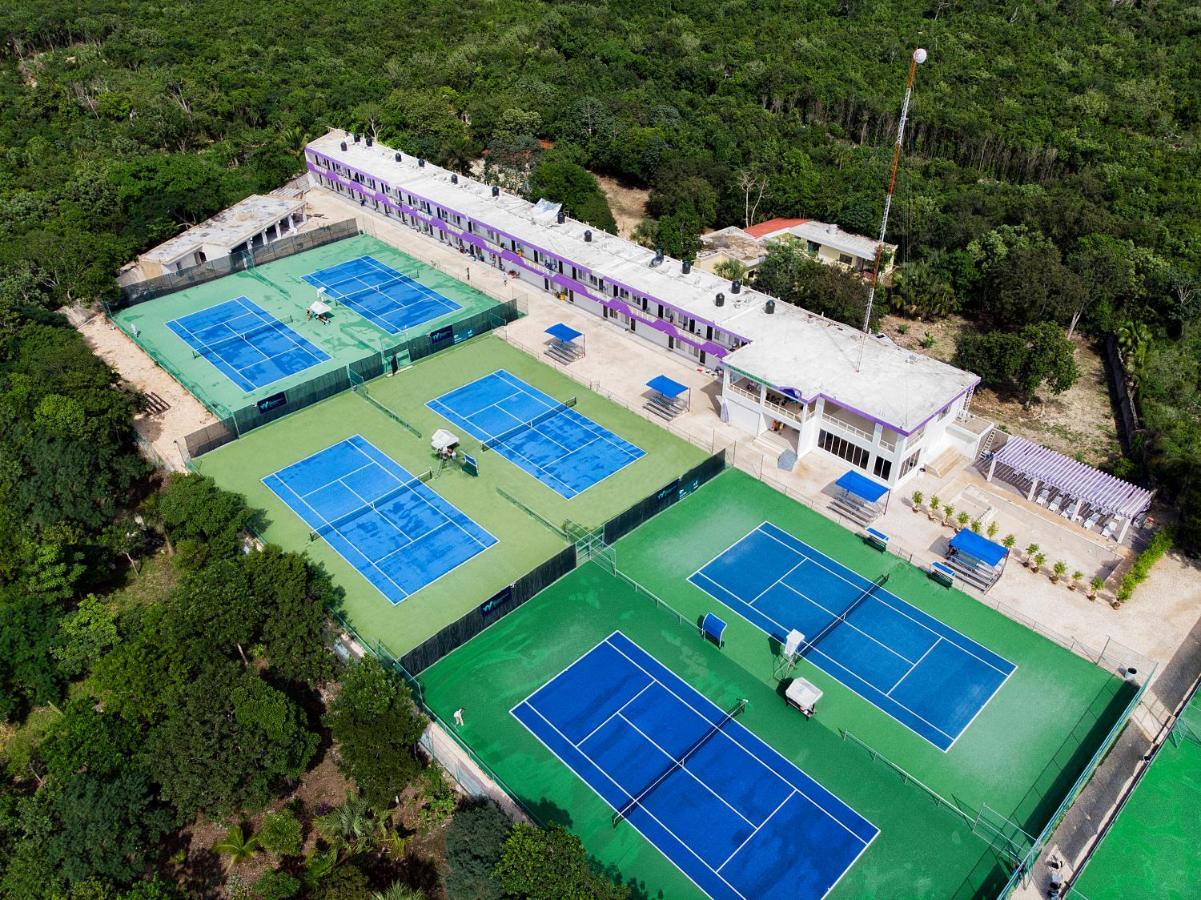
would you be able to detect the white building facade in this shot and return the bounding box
[304,130,981,488]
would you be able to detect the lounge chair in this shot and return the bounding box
[1035,487,1050,506]
[1083,510,1101,530]
[1101,518,1117,539]
[1048,493,1064,514]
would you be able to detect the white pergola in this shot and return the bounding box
[986,436,1153,542]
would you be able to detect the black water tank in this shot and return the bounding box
[340,141,347,152]
[584,230,592,242]
[732,279,742,294]
[492,186,500,197]
[765,299,776,314]
[715,293,725,307]
[394,152,402,162]
[682,260,692,274]
[556,210,566,224]
[418,158,425,168]
[366,136,373,147]
[352,133,360,143]
[451,174,458,184]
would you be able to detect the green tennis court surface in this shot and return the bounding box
[419,470,1137,898]
[112,233,498,414]
[190,333,705,657]
[1071,691,1201,900]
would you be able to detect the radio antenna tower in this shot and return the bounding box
[857,47,927,371]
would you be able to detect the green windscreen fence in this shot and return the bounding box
[400,545,578,674]
[603,451,727,544]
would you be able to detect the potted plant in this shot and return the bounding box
[970,519,982,533]
[928,496,941,521]
[1088,575,1105,601]
[942,504,956,527]
[911,490,924,513]
[986,520,999,540]
[1070,570,1084,592]
[1002,534,1017,554]
[1032,552,1047,575]
[956,512,970,530]
[1024,543,1040,568]
[1051,560,1067,584]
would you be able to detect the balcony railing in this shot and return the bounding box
[727,381,761,403]
[822,414,876,444]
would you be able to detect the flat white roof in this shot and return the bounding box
[141,194,304,264]
[307,130,976,431]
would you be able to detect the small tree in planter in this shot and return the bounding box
[970,519,982,533]
[986,520,999,540]
[1024,544,1040,567]
[911,490,924,513]
[928,496,941,521]
[1002,534,1017,555]
[1070,570,1084,592]
[956,512,970,530]
[942,504,956,527]
[1088,575,1105,601]
[1032,552,1046,575]
[1051,560,1067,584]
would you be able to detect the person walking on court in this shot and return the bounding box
[465,266,470,282]
[453,707,464,727]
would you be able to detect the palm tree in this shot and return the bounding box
[214,823,261,871]
[1070,570,1084,591]
[1089,576,1105,601]
[942,504,955,527]
[1002,534,1017,553]
[1052,560,1067,583]
[1032,552,1047,575]
[986,520,999,540]
[928,496,941,521]
[374,884,426,900]
[1025,543,1040,567]
[317,796,380,856]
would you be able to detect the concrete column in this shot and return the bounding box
[1117,517,1131,543]
[872,422,883,449]
[1026,478,1039,502]
[987,456,997,482]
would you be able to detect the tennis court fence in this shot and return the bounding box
[113,219,362,309]
[175,299,521,465]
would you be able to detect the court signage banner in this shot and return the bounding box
[478,585,514,620]
[429,324,454,348]
[257,392,287,414]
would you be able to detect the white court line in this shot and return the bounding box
[576,681,653,748]
[886,638,943,698]
[717,789,796,872]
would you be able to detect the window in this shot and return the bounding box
[873,456,892,481]
[806,240,819,255]
[839,253,854,266]
[818,430,870,470]
[898,448,921,480]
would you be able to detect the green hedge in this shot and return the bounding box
[1116,527,1173,602]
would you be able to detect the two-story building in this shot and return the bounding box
[304,130,981,487]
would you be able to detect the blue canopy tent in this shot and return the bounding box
[946,529,1009,591]
[645,374,690,419]
[832,470,890,524]
[544,323,584,362]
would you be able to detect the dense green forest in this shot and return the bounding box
[0,0,1199,894]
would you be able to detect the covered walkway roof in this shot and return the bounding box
[991,435,1153,519]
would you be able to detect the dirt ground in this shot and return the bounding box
[881,313,1122,466]
[594,173,650,238]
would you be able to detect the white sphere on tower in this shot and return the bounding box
[914,48,928,64]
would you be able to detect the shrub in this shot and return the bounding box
[258,809,303,857]
[1116,528,1173,602]
[445,801,512,900]
[254,869,301,900]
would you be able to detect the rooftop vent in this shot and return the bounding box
[491,185,500,198]
[340,141,348,152]
[418,158,425,168]
[450,174,458,184]
[682,260,692,274]
[715,292,725,307]
[394,152,402,162]
[556,210,566,224]
[584,230,592,242]
[731,279,742,294]
[765,299,776,314]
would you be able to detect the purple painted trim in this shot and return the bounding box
[307,149,751,343]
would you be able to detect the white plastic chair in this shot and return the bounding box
[1048,493,1064,514]
[1035,487,1050,506]
[1083,510,1101,530]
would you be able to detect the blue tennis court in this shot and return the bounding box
[262,435,496,604]
[302,255,460,334]
[427,369,645,499]
[513,632,876,900]
[690,523,1016,751]
[166,297,330,392]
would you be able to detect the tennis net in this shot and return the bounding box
[342,275,414,305]
[802,572,889,655]
[612,698,747,827]
[482,398,577,451]
[192,317,294,358]
[309,471,432,540]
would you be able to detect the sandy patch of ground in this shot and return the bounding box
[594,173,649,238]
[67,306,214,471]
[882,314,1121,466]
